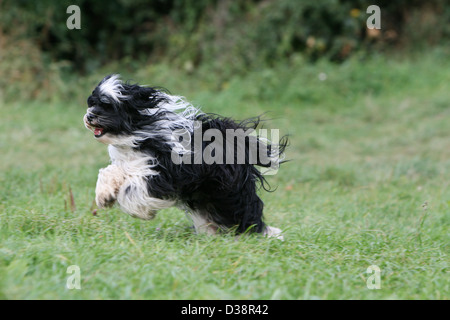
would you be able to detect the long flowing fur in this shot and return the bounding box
[84,74,288,237]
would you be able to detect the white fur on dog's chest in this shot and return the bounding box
[106,144,175,220]
[108,145,158,177]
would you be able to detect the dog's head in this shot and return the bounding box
[84,74,168,145]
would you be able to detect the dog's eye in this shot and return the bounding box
[100,96,111,104]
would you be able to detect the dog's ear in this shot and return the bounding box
[124,85,168,110]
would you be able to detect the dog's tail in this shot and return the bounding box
[237,115,289,166]
[187,113,288,192]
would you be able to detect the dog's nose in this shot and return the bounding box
[86,114,95,122]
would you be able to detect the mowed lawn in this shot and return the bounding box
[0,51,448,299]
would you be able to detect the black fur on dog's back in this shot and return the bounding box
[138,113,288,233]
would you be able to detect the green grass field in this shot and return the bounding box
[0,50,449,299]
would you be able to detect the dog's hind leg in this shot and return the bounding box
[186,211,219,235]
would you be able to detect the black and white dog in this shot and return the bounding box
[84,75,287,238]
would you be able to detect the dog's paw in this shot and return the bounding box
[263,226,284,241]
[95,165,125,209]
[95,191,117,208]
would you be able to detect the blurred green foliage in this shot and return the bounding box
[0,0,448,101]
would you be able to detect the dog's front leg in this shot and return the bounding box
[95,164,125,208]
[116,177,176,220]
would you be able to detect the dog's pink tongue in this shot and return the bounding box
[94,128,103,136]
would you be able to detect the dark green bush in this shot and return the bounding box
[2,0,449,69]
[0,0,448,100]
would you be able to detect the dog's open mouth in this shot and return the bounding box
[92,127,105,137]
[85,119,106,138]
